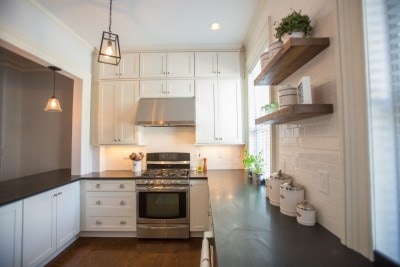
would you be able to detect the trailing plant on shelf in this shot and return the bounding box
[261,101,279,114]
[274,9,313,41]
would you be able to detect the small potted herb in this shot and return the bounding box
[274,9,313,42]
[252,152,265,183]
[243,150,255,178]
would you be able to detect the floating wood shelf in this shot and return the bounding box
[255,104,333,125]
[254,38,330,86]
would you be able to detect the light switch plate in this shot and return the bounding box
[319,170,329,194]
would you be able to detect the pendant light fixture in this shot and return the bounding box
[44,66,62,112]
[98,0,121,65]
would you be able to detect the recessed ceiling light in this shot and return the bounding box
[210,23,221,31]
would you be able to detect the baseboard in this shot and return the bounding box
[374,251,400,267]
[80,231,137,237]
[38,234,79,266]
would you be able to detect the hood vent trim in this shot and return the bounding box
[135,98,195,127]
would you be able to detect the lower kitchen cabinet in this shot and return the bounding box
[22,182,80,267]
[0,201,22,267]
[190,180,210,232]
[82,180,136,232]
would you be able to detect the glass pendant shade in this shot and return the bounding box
[44,66,62,112]
[44,97,62,112]
[98,31,121,65]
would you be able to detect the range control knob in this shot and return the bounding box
[149,180,154,185]
[160,180,164,184]
[144,180,149,185]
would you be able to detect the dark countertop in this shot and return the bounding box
[0,169,373,267]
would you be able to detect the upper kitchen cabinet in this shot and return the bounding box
[140,52,194,78]
[196,79,243,144]
[98,81,141,145]
[99,52,140,80]
[195,52,241,78]
[139,80,195,98]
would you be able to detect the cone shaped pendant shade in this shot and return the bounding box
[44,66,62,112]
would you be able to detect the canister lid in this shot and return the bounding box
[270,170,291,180]
[280,180,304,191]
[297,201,315,211]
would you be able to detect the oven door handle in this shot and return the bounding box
[138,225,189,230]
[136,186,188,192]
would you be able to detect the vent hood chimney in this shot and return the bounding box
[135,98,195,127]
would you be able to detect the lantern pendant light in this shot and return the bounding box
[98,0,121,65]
[44,66,62,112]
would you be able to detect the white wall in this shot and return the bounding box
[98,127,244,171]
[0,67,73,181]
[0,0,94,175]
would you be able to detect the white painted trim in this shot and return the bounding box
[335,0,373,261]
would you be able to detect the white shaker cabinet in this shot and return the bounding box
[22,182,79,267]
[98,81,140,145]
[190,180,209,232]
[0,201,22,267]
[140,52,194,78]
[99,52,140,79]
[195,52,241,78]
[139,80,194,98]
[196,79,243,144]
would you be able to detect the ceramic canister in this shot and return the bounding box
[296,201,316,226]
[269,170,291,206]
[280,181,305,217]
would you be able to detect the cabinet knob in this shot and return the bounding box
[120,184,126,189]
[120,200,127,206]
[96,220,102,225]
[280,194,285,199]
[96,200,103,205]
[120,220,127,225]
[219,138,222,140]
[118,139,121,142]
[96,184,102,189]
[53,193,58,197]
[115,73,118,76]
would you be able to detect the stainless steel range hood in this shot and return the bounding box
[135,98,195,127]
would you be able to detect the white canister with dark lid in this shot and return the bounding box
[265,178,270,198]
[269,170,291,206]
[280,181,305,217]
[296,201,316,226]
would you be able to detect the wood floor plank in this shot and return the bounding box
[46,237,203,267]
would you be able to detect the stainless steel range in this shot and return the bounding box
[136,152,190,239]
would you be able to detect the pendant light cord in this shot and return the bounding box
[109,0,113,33]
[52,68,56,98]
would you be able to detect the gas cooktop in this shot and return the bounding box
[139,169,190,179]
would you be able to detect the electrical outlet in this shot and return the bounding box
[319,170,329,194]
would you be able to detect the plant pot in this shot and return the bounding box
[252,173,264,184]
[245,169,253,179]
[281,31,305,43]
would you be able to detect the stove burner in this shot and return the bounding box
[140,169,189,178]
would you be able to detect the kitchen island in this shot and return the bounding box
[0,169,373,267]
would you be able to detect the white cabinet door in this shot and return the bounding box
[167,52,194,77]
[217,80,243,143]
[195,52,240,78]
[195,80,218,144]
[167,80,195,97]
[99,52,139,79]
[217,52,241,78]
[118,81,140,144]
[98,82,118,144]
[98,81,140,144]
[56,182,80,248]
[23,190,56,267]
[195,79,243,144]
[140,53,166,78]
[139,80,167,98]
[0,201,22,267]
[190,180,209,232]
[195,52,218,77]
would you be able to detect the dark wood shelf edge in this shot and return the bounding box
[254,37,330,86]
[255,104,333,125]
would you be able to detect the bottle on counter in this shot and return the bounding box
[197,154,204,172]
[203,158,207,171]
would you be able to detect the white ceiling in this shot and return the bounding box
[33,0,262,50]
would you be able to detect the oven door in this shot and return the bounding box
[136,185,189,224]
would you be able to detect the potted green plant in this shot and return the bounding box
[274,9,313,42]
[252,152,265,183]
[243,150,255,178]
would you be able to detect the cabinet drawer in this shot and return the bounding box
[86,180,135,192]
[86,192,135,212]
[86,215,136,231]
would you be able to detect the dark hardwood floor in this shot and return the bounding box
[46,237,202,267]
